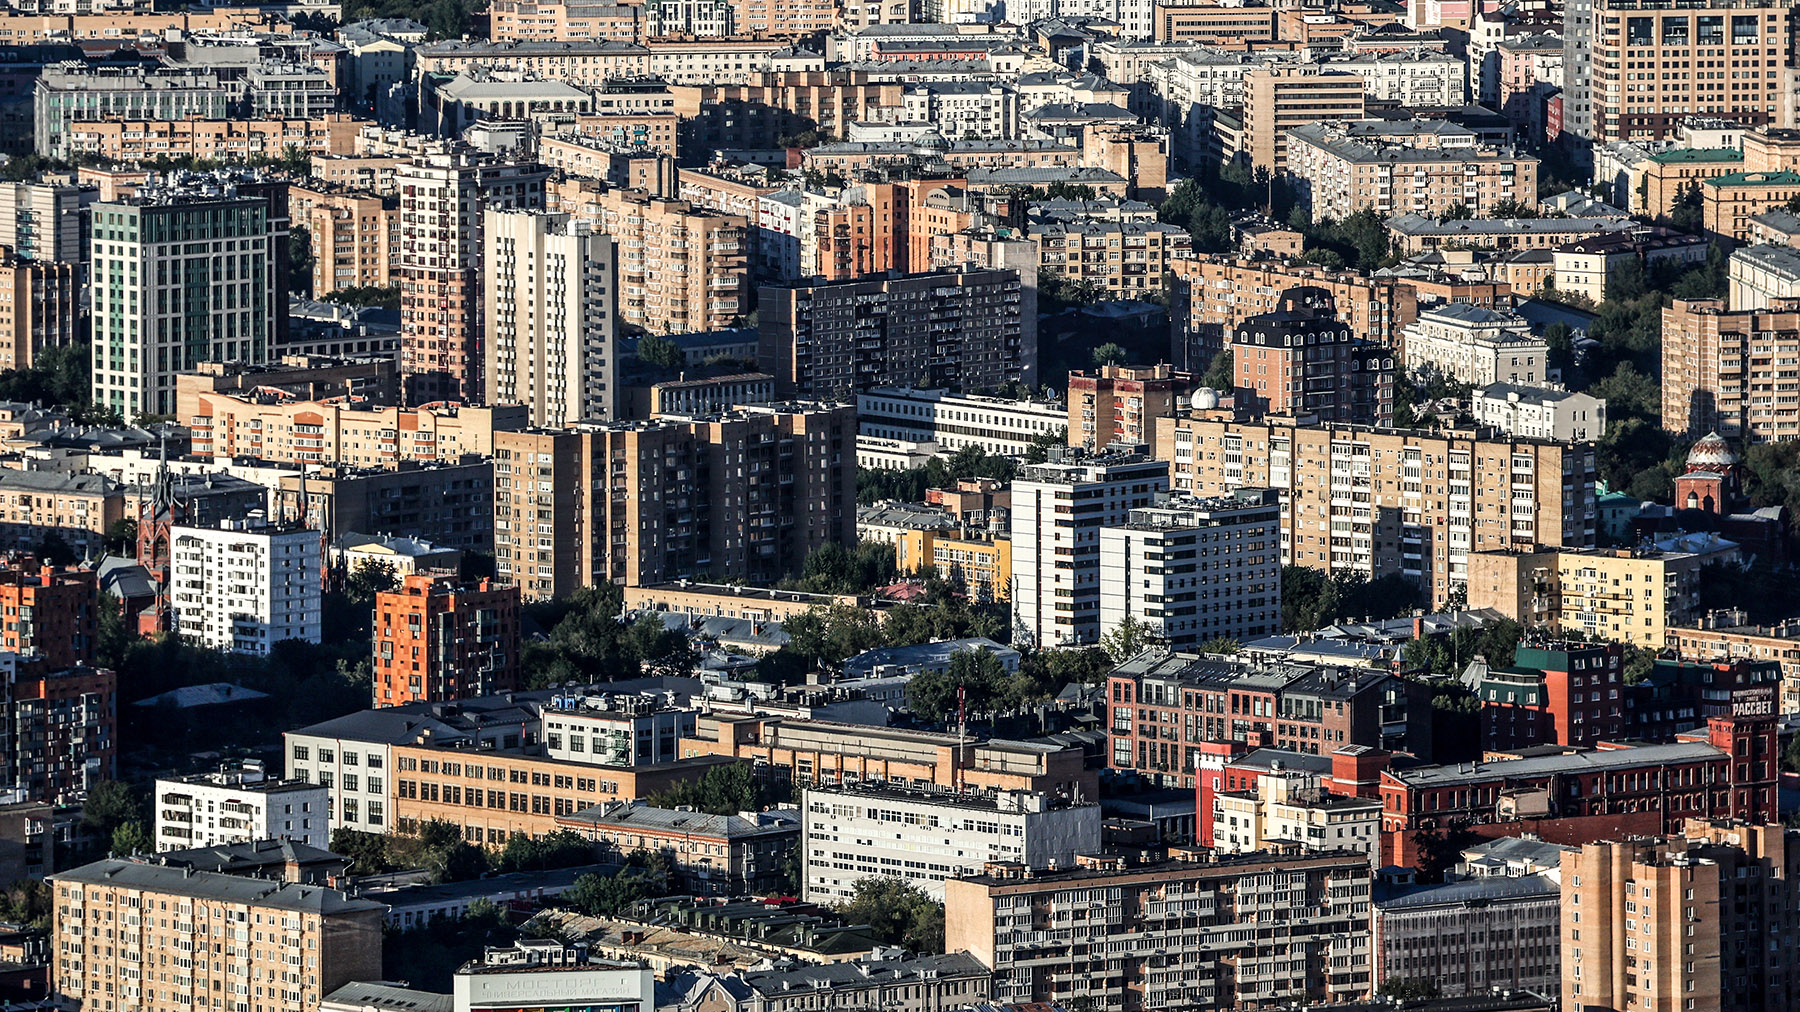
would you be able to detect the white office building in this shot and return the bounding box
[153,760,331,852]
[856,387,1069,458]
[168,518,322,654]
[1472,383,1608,442]
[483,209,618,426]
[540,692,696,766]
[802,786,1102,902]
[455,941,653,1012]
[1011,448,1169,647]
[1098,489,1282,651]
[1400,303,1549,387]
[1212,770,1382,866]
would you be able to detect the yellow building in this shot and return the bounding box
[182,389,527,466]
[1702,171,1800,244]
[1466,535,1741,648]
[1239,67,1366,173]
[289,182,398,296]
[895,529,1012,601]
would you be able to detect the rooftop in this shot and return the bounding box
[51,859,385,915]
[1374,870,1560,910]
[1702,170,1800,188]
[1388,741,1722,788]
[558,802,799,839]
[1647,147,1744,164]
[320,981,453,1012]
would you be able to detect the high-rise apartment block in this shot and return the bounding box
[1097,489,1281,651]
[395,150,549,404]
[1562,821,1799,1012]
[1066,363,1192,451]
[492,404,856,599]
[90,175,280,419]
[1010,449,1170,648]
[1155,412,1598,607]
[0,180,84,264]
[759,268,1034,399]
[50,858,386,1012]
[169,519,323,655]
[1586,0,1792,144]
[1231,286,1396,426]
[1662,297,1800,442]
[373,574,522,707]
[1,659,116,804]
[291,182,398,297]
[483,209,618,426]
[0,259,80,372]
[0,564,96,670]
[1239,67,1367,173]
[548,179,748,336]
[945,850,1375,1011]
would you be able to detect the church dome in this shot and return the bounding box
[1685,432,1739,472]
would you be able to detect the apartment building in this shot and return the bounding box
[682,713,1099,802]
[1472,384,1609,442]
[1239,67,1367,173]
[1213,770,1383,865]
[90,174,280,421]
[1553,228,1709,302]
[1286,121,1538,221]
[1378,712,1779,866]
[291,182,398,297]
[395,151,549,404]
[153,761,330,852]
[1030,220,1191,299]
[58,115,360,164]
[1702,170,1800,243]
[168,519,322,655]
[1152,3,1275,44]
[1231,286,1396,426]
[945,849,1374,1011]
[1097,489,1281,651]
[188,392,526,466]
[1169,256,1417,369]
[1728,243,1800,310]
[1386,213,1637,255]
[548,180,747,336]
[1467,534,1742,649]
[488,0,644,41]
[559,802,798,896]
[1588,0,1791,144]
[0,259,78,372]
[2,661,115,804]
[49,859,386,1012]
[856,388,1067,457]
[759,269,1032,398]
[802,786,1100,903]
[1066,364,1191,451]
[373,575,521,708]
[1011,449,1170,648]
[1662,297,1800,442]
[1154,412,1597,607]
[1373,860,1562,997]
[0,179,84,263]
[1562,821,1799,1012]
[275,460,496,554]
[1109,651,1434,787]
[541,693,695,767]
[0,563,95,670]
[894,529,1011,602]
[622,582,872,624]
[0,471,124,560]
[483,210,617,426]
[1332,49,1468,106]
[1668,617,1800,713]
[1403,303,1548,387]
[1463,641,1626,750]
[491,404,855,599]
[33,65,237,158]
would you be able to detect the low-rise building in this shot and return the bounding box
[1402,303,1548,386]
[1552,228,1709,304]
[1728,243,1800,310]
[893,529,1012,602]
[557,802,798,895]
[1386,213,1637,255]
[945,849,1375,1010]
[1472,383,1607,442]
[802,786,1100,902]
[0,471,122,558]
[839,637,1020,681]
[189,392,527,466]
[1286,121,1538,221]
[1668,615,1800,713]
[1213,769,1383,865]
[1703,170,1800,244]
[1373,870,1562,997]
[541,692,696,767]
[152,760,331,852]
[856,388,1066,457]
[622,583,875,624]
[454,940,654,1012]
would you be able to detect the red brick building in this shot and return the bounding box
[373,574,522,707]
[1109,651,1434,790]
[10,664,116,803]
[1378,712,1779,867]
[1468,641,1624,751]
[0,564,96,671]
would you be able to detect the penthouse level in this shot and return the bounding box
[1377,711,1779,867]
[1108,650,1435,788]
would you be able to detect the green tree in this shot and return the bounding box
[345,558,398,600]
[331,827,395,875]
[1379,978,1442,1001]
[320,284,402,309]
[833,877,944,952]
[904,647,1012,719]
[1195,637,1241,655]
[1091,342,1128,367]
[1199,348,1233,391]
[288,224,314,297]
[1281,566,1339,633]
[649,762,781,815]
[1099,615,1153,662]
[82,780,143,838]
[636,334,685,370]
[104,518,138,556]
[496,829,594,873]
[111,822,152,857]
[562,869,652,917]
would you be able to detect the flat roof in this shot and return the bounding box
[52,859,384,915]
[1389,741,1722,789]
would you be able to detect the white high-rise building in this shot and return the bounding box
[1010,448,1169,647]
[152,759,331,852]
[169,518,322,654]
[483,209,618,426]
[1098,489,1282,651]
[802,786,1101,902]
[90,174,280,420]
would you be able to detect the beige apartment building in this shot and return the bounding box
[1663,297,1800,441]
[1561,821,1799,1012]
[483,209,618,426]
[1589,0,1792,144]
[547,179,748,335]
[488,0,643,41]
[491,404,855,599]
[184,390,527,466]
[1286,123,1538,220]
[0,259,78,371]
[1702,170,1800,243]
[671,72,908,140]
[1169,256,1418,366]
[50,858,386,1012]
[1239,67,1366,173]
[0,8,294,43]
[290,182,397,297]
[1466,535,1741,648]
[1153,412,1597,607]
[59,116,360,163]
[1031,220,1191,298]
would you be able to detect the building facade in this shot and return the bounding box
[1402,303,1549,387]
[373,575,522,708]
[1097,489,1281,651]
[168,520,323,655]
[1662,297,1800,442]
[483,209,618,426]
[153,761,331,852]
